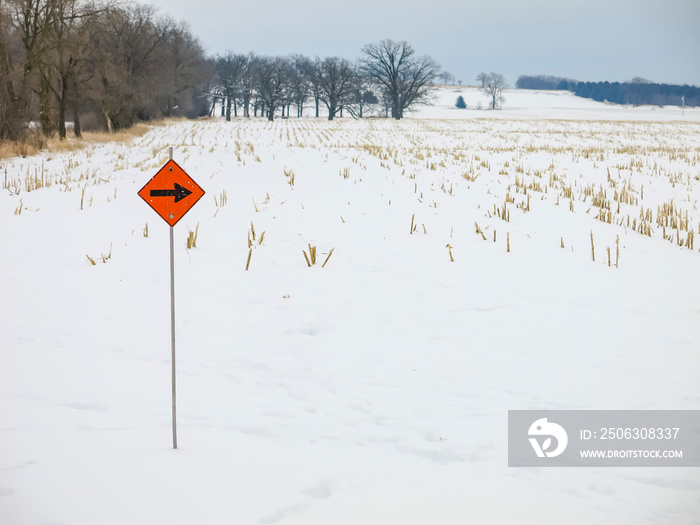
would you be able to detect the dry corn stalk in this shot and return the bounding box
[303,244,317,267]
[322,248,335,268]
[186,223,199,249]
[283,167,295,188]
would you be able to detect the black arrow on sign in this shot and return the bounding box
[150,183,192,203]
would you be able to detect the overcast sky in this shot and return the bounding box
[149,0,700,87]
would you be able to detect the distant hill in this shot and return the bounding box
[516,75,698,107]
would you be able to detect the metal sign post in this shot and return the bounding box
[168,147,177,450]
[138,147,205,449]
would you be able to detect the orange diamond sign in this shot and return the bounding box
[138,159,205,227]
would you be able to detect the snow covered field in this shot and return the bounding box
[416,86,700,121]
[1,89,699,524]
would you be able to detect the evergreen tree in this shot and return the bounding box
[455,95,467,109]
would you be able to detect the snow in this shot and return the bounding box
[414,86,700,121]
[1,88,699,524]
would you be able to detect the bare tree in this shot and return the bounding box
[157,21,208,118]
[308,56,355,120]
[41,0,107,139]
[303,57,323,117]
[253,56,289,121]
[360,39,439,119]
[288,54,310,117]
[86,3,173,131]
[437,70,454,85]
[83,5,129,132]
[482,72,506,109]
[9,0,56,136]
[235,53,256,118]
[3,0,112,139]
[215,51,247,121]
[0,0,27,141]
[348,75,378,118]
[476,72,487,88]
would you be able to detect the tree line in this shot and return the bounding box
[0,0,211,142]
[516,75,699,107]
[212,40,441,123]
[0,0,446,145]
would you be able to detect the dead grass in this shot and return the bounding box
[0,119,181,160]
[0,132,43,159]
[80,121,165,144]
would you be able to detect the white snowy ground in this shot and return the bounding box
[415,86,700,121]
[1,89,699,525]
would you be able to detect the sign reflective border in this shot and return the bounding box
[138,159,205,226]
